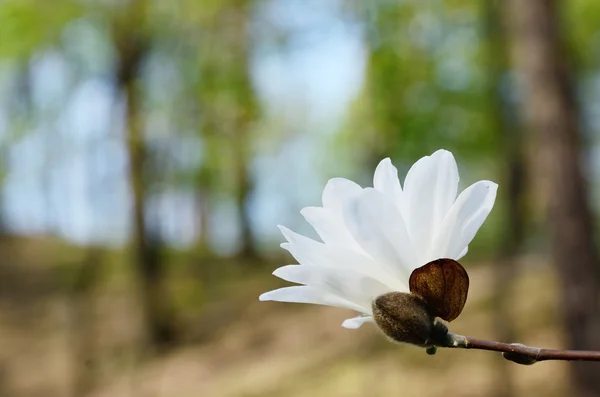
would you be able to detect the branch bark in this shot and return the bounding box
[437,332,600,364]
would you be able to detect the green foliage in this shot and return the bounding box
[0,0,82,59]
[337,0,500,175]
[565,0,600,69]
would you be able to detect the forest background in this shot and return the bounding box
[1,0,600,396]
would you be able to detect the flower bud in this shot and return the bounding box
[372,292,435,346]
[409,258,469,322]
[503,344,538,365]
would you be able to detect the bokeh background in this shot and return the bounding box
[1,0,600,396]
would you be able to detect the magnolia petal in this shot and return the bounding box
[322,178,363,209]
[403,150,459,264]
[259,286,365,312]
[273,264,391,312]
[373,158,403,210]
[428,150,459,225]
[278,226,407,291]
[342,315,374,329]
[278,225,328,268]
[300,206,358,248]
[343,188,416,279]
[432,180,498,259]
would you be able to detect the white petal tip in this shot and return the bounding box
[271,266,290,278]
[322,178,363,208]
[374,157,393,173]
[482,181,499,198]
[299,206,318,218]
[278,225,299,244]
[341,320,358,329]
[430,149,457,166]
[432,148,453,156]
[258,292,271,301]
[341,316,374,329]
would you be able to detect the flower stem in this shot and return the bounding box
[438,332,600,365]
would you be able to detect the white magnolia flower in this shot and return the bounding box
[259,150,497,330]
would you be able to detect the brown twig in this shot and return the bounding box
[438,332,600,365]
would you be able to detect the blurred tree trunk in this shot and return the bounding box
[199,0,258,259]
[196,184,211,254]
[507,1,600,396]
[69,248,102,397]
[196,59,217,256]
[0,147,6,235]
[195,83,218,256]
[115,0,175,350]
[227,0,257,259]
[363,4,404,171]
[233,132,255,259]
[484,1,523,397]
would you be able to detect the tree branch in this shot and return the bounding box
[436,331,600,365]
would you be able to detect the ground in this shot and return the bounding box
[0,238,571,397]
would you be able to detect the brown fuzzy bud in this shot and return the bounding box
[372,292,435,346]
